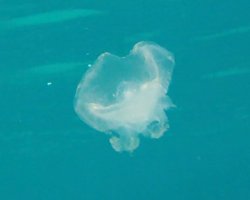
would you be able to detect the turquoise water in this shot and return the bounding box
[0,0,250,199]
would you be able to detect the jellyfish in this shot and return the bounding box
[74,41,175,152]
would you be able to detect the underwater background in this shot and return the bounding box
[0,0,250,199]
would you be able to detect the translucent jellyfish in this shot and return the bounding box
[74,41,175,152]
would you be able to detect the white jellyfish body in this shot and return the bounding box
[74,41,175,152]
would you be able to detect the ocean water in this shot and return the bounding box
[0,0,250,199]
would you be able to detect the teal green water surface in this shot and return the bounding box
[0,0,249,199]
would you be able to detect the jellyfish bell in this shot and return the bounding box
[74,41,175,152]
